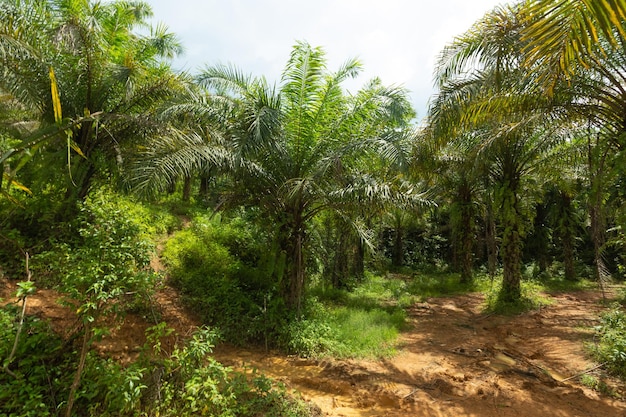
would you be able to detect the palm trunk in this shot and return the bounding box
[460,218,473,284]
[182,175,192,202]
[285,231,304,312]
[485,189,498,278]
[533,203,550,272]
[455,184,474,284]
[198,171,212,199]
[559,192,577,281]
[351,239,365,282]
[331,229,348,289]
[391,227,404,268]
[499,182,522,302]
[281,213,306,313]
[587,131,608,296]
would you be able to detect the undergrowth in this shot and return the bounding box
[590,305,626,378]
[288,273,410,359]
[482,277,553,315]
[0,306,317,417]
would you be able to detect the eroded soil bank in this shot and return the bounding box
[213,291,626,417]
[3,278,626,417]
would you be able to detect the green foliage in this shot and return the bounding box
[125,326,317,417]
[35,191,158,318]
[579,373,616,396]
[0,306,70,416]
[482,276,553,315]
[283,274,407,358]
[591,305,626,378]
[0,307,316,417]
[162,214,285,345]
[405,272,476,300]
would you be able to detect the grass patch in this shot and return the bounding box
[538,277,599,293]
[289,273,410,358]
[328,306,405,358]
[482,277,553,315]
[406,272,477,300]
[589,304,626,378]
[283,299,405,359]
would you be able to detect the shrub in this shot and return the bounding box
[482,276,552,315]
[0,306,71,417]
[0,307,317,417]
[162,215,285,345]
[591,305,626,377]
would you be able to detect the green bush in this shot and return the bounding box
[162,215,284,345]
[0,307,316,417]
[0,306,71,417]
[142,327,318,417]
[482,276,552,315]
[33,191,159,314]
[591,305,626,377]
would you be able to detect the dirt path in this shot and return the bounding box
[214,291,626,417]
[2,275,625,416]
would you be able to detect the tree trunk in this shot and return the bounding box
[331,230,348,289]
[351,239,365,282]
[198,173,210,199]
[391,227,404,268]
[587,130,609,295]
[460,218,473,284]
[499,183,522,302]
[533,203,550,273]
[281,214,306,313]
[182,175,192,202]
[455,184,474,284]
[485,191,498,278]
[559,192,577,281]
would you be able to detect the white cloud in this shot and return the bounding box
[147,0,506,119]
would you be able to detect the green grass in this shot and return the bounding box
[482,277,553,315]
[405,272,477,300]
[283,299,405,359]
[536,277,599,293]
[327,306,405,358]
[589,305,626,378]
[288,273,412,359]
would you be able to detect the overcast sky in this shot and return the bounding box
[147,0,506,121]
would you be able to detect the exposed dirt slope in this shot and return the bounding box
[2,276,625,416]
[214,291,626,417]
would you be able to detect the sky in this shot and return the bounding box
[147,0,506,121]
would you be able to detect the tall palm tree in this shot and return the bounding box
[135,42,419,311]
[0,0,184,202]
[522,0,626,284]
[428,4,571,300]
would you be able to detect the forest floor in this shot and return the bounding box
[2,277,626,417]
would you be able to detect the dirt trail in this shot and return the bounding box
[2,275,626,416]
[214,291,626,417]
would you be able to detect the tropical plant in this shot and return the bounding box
[521,0,626,285]
[0,0,184,203]
[134,41,421,311]
[427,4,572,300]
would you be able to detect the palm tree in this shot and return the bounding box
[0,0,184,202]
[522,0,626,284]
[428,4,571,300]
[135,41,419,311]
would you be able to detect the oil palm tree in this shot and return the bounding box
[428,4,571,300]
[522,0,626,284]
[135,41,420,311]
[0,0,184,202]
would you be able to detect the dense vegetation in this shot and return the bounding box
[2,0,626,415]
